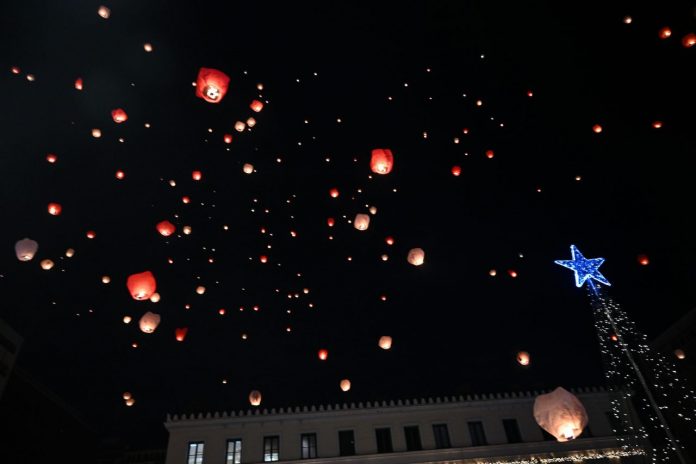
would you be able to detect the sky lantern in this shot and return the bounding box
[125,398,135,406]
[46,153,57,163]
[74,78,83,90]
[48,203,62,216]
[195,67,230,103]
[318,349,328,360]
[143,43,153,52]
[246,117,256,127]
[175,327,188,342]
[682,33,696,48]
[65,248,75,258]
[385,236,394,245]
[508,269,518,278]
[354,213,370,231]
[183,226,192,235]
[122,392,132,400]
[149,292,161,303]
[327,217,335,227]
[369,206,377,215]
[115,170,125,180]
[340,379,351,392]
[192,170,202,181]
[243,163,254,174]
[86,230,96,239]
[223,133,233,144]
[249,390,262,406]
[378,336,392,350]
[15,238,38,261]
[329,188,339,198]
[101,275,111,284]
[127,271,157,301]
[407,248,425,266]
[250,99,264,112]
[485,149,495,159]
[675,349,686,360]
[659,27,672,39]
[235,121,246,132]
[97,5,111,19]
[91,128,102,138]
[139,311,161,333]
[259,255,268,263]
[370,148,394,174]
[196,285,206,295]
[516,351,530,366]
[533,387,588,442]
[637,254,649,266]
[40,259,54,270]
[123,316,132,324]
[156,220,176,236]
[592,124,602,134]
[111,108,128,123]
[451,165,461,176]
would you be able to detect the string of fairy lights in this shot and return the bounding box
[477,449,644,464]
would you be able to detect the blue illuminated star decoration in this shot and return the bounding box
[555,245,611,288]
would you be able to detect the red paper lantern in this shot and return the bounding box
[74,77,83,90]
[329,188,339,198]
[192,170,202,181]
[223,134,233,144]
[250,99,264,112]
[370,148,394,174]
[111,108,128,123]
[318,349,328,360]
[48,203,62,216]
[46,153,57,163]
[127,271,157,301]
[682,33,696,48]
[175,327,188,342]
[327,217,335,227]
[156,220,176,236]
[451,165,461,176]
[485,149,495,159]
[195,67,230,103]
[637,254,649,266]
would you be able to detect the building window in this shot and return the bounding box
[187,442,204,464]
[404,425,422,451]
[301,433,318,459]
[432,424,451,449]
[338,430,355,456]
[468,421,487,446]
[263,436,279,462]
[502,419,522,443]
[375,428,393,453]
[226,439,242,464]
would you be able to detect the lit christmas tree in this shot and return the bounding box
[555,245,695,463]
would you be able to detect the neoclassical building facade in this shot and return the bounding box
[164,386,643,464]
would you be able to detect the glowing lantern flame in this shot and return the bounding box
[175,327,188,342]
[15,238,38,261]
[249,390,262,406]
[318,349,328,360]
[156,220,176,236]
[48,203,62,216]
[682,33,696,48]
[122,392,132,400]
[127,271,157,301]
[517,351,530,366]
[407,248,425,266]
[378,336,392,350]
[452,165,461,176]
[675,349,686,360]
[340,379,351,391]
[192,170,202,181]
[139,311,161,333]
[329,188,339,198]
[533,387,588,442]
[370,148,394,174]
[195,67,230,103]
[74,78,83,90]
[111,108,128,123]
[97,5,110,19]
[224,134,233,144]
[637,254,649,266]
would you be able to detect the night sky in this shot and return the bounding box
[2,0,696,451]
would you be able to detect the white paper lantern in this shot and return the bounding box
[407,248,425,266]
[378,336,392,350]
[533,387,588,442]
[354,213,370,231]
[139,311,161,334]
[249,390,262,406]
[15,238,38,261]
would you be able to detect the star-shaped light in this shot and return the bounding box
[555,245,611,288]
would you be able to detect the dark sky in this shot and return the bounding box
[2,0,696,451]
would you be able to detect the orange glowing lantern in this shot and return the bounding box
[46,153,57,163]
[175,327,188,342]
[675,348,686,360]
[407,248,425,266]
[127,271,157,301]
[592,124,603,134]
[533,387,588,442]
[652,121,663,129]
[246,117,256,127]
[318,349,328,360]
[74,78,83,90]
[139,311,161,333]
[385,236,395,245]
[15,238,38,261]
[485,149,495,159]
[249,390,262,406]
[223,133,233,144]
[192,170,202,181]
[354,213,370,231]
[327,217,335,227]
[243,163,254,174]
[659,27,672,39]
[329,188,339,198]
[378,336,392,350]
[195,67,230,103]
[234,121,246,132]
[97,5,111,19]
[250,100,264,112]
[111,108,128,123]
[340,379,351,391]
[195,285,206,295]
[682,33,696,48]
[370,148,394,174]
[516,351,530,366]
[637,254,649,266]
[451,165,461,176]
[40,259,54,270]
[91,128,102,138]
[156,220,176,236]
[122,392,132,400]
[115,170,125,180]
[86,230,96,239]
[48,203,62,216]
[259,255,268,263]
